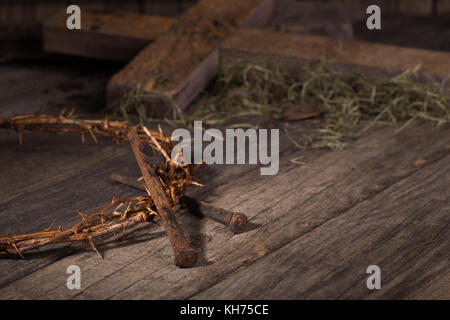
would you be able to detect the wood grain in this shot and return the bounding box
[0,63,110,116]
[0,120,448,299]
[354,12,450,52]
[194,154,450,299]
[222,29,450,84]
[270,0,354,39]
[43,10,175,61]
[106,0,275,115]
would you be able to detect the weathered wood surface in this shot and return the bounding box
[0,61,117,119]
[1,57,449,299]
[222,29,450,83]
[0,60,120,205]
[43,10,176,61]
[194,154,450,299]
[354,13,450,52]
[0,118,448,298]
[269,0,354,39]
[106,0,275,115]
[328,0,450,17]
[0,0,192,26]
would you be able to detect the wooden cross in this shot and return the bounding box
[44,0,450,118]
[44,0,275,115]
[105,0,274,115]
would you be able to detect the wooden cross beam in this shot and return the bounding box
[43,1,450,116]
[221,29,450,86]
[105,0,275,116]
[43,10,176,61]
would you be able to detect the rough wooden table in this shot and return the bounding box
[0,60,448,300]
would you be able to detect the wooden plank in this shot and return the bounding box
[348,0,449,16]
[106,0,275,116]
[0,3,6,26]
[327,0,431,16]
[397,0,432,15]
[144,0,181,17]
[104,0,140,13]
[75,1,105,11]
[354,12,450,52]
[0,61,115,119]
[0,121,302,289]
[0,148,139,288]
[0,67,308,289]
[43,10,176,61]
[0,121,448,298]
[35,2,66,24]
[179,0,197,14]
[222,29,450,84]
[437,0,450,14]
[193,154,450,299]
[270,0,353,39]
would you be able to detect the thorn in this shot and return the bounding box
[146,206,158,216]
[11,243,24,259]
[59,107,66,117]
[45,221,55,232]
[144,186,151,197]
[120,203,132,220]
[75,210,87,219]
[103,114,109,128]
[67,107,75,118]
[169,186,176,205]
[81,133,85,144]
[111,194,118,203]
[87,127,98,143]
[114,202,124,211]
[86,238,103,259]
[112,211,121,217]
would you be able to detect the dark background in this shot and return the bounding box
[1,0,450,54]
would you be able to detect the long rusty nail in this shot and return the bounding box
[179,196,248,234]
[110,173,248,233]
[127,128,197,268]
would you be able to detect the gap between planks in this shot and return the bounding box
[0,122,306,289]
[0,122,448,299]
[192,153,450,299]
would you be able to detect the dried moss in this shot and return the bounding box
[115,60,450,150]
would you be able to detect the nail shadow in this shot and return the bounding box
[242,222,261,232]
[176,208,212,268]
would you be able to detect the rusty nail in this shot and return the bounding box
[180,196,248,234]
[111,173,248,233]
[128,128,197,268]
